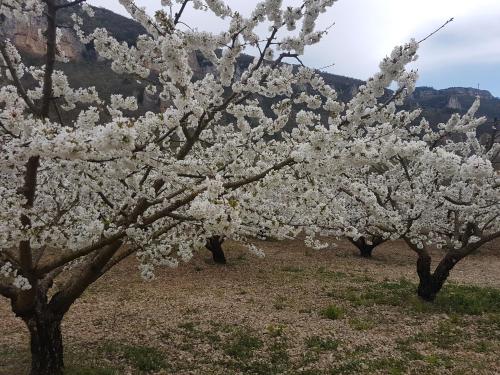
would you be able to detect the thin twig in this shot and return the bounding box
[418,17,454,44]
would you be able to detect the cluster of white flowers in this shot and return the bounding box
[0,0,43,21]
[109,95,139,117]
[0,262,31,290]
[0,0,497,295]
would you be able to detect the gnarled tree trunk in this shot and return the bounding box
[416,252,461,302]
[8,240,124,375]
[12,285,65,375]
[407,226,500,301]
[206,236,226,264]
[23,309,64,375]
[348,236,385,258]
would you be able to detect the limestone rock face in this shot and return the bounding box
[447,96,462,110]
[442,87,494,100]
[1,15,85,60]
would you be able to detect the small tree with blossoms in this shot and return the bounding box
[264,32,499,300]
[308,96,499,301]
[400,110,499,301]
[0,0,345,373]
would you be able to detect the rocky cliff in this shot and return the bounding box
[2,4,499,132]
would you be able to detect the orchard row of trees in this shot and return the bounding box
[0,1,498,374]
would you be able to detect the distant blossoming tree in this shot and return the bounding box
[255,33,499,298]
[301,97,499,301]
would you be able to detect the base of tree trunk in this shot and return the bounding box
[417,279,440,302]
[416,253,457,302]
[24,312,64,375]
[206,236,227,264]
[348,237,385,259]
[359,246,374,258]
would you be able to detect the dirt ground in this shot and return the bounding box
[1,238,499,375]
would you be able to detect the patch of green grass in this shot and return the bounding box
[317,267,348,281]
[348,317,375,331]
[221,326,290,375]
[424,318,466,349]
[434,284,500,315]
[223,328,263,360]
[473,340,496,353]
[398,315,469,352]
[266,335,290,374]
[476,313,500,340]
[340,279,500,315]
[183,306,200,315]
[297,370,324,375]
[176,320,222,351]
[320,304,345,320]
[422,353,454,368]
[395,339,425,361]
[329,359,363,374]
[99,342,168,372]
[120,345,167,372]
[349,273,375,283]
[305,336,339,352]
[365,357,406,375]
[178,321,198,332]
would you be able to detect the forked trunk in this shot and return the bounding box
[23,309,64,375]
[349,237,383,258]
[206,236,226,264]
[416,253,460,302]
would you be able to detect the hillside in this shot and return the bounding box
[2,4,499,132]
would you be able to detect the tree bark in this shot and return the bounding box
[416,253,460,302]
[358,243,375,258]
[206,236,226,264]
[13,287,65,375]
[23,311,64,375]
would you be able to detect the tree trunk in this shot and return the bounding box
[206,236,226,264]
[416,253,459,302]
[358,244,375,258]
[349,237,381,258]
[23,310,64,375]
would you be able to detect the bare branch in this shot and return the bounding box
[223,157,295,190]
[418,17,454,44]
[35,232,125,275]
[174,0,190,25]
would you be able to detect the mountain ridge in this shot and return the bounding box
[2,4,499,129]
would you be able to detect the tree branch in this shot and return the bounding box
[174,0,190,25]
[0,283,16,299]
[0,42,40,115]
[49,240,123,314]
[55,0,86,10]
[35,232,126,275]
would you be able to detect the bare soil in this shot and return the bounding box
[1,238,499,374]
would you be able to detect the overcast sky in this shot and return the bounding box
[88,0,500,97]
